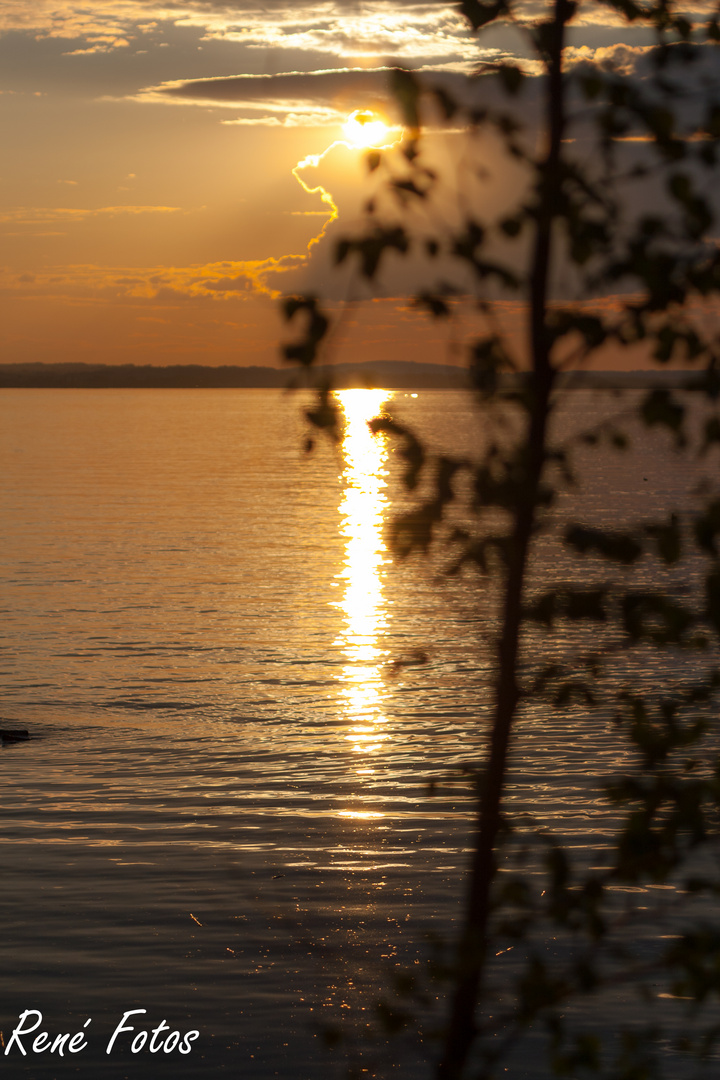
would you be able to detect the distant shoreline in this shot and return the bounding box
[0,361,708,391]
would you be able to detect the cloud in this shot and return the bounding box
[189,4,474,62]
[4,0,716,109]
[0,1,540,76]
[0,1,141,50]
[1,0,717,71]
[564,42,659,74]
[221,111,341,127]
[63,37,131,55]
[565,41,720,136]
[137,64,527,126]
[147,43,720,134]
[4,256,305,303]
[140,66,397,126]
[0,205,183,226]
[0,2,474,66]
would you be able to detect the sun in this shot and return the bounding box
[342,109,391,149]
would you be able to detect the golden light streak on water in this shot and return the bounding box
[334,389,393,766]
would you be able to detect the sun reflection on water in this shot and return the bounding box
[334,389,393,769]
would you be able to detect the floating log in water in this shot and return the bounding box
[1,728,30,742]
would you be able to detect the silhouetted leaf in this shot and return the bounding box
[498,65,524,95]
[281,296,329,367]
[389,68,421,130]
[460,0,505,30]
[565,525,643,564]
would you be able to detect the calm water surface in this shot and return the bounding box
[0,388,715,1079]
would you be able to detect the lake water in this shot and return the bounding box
[0,388,717,1079]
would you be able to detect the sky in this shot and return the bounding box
[0,1,716,368]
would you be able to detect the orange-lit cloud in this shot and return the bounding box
[0,205,183,226]
[564,43,656,73]
[1,256,303,303]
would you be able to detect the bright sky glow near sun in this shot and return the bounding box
[342,110,393,149]
[0,1,714,368]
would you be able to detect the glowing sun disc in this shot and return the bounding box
[343,109,390,149]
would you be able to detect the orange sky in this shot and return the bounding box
[0,1,715,368]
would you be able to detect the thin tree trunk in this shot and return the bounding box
[435,5,569,1077]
